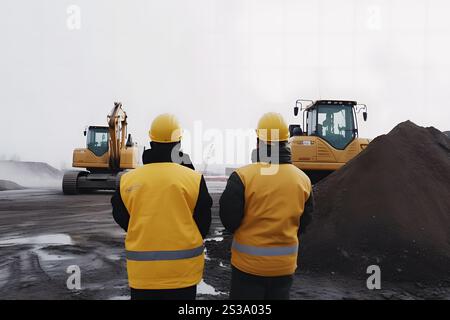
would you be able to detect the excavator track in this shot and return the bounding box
[62,171,83,195]
[64,171,123,195]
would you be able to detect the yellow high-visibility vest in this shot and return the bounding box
[232,163,312,276]
[120,162,204,289]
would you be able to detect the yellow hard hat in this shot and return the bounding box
[256,112,289,142]
[149,113,182,143]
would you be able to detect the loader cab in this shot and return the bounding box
[84,126,109,157]
[294,100,367,150]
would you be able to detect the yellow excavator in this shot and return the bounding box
[63,102,139,194]
[289,99,370,183]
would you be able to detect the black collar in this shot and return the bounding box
[251,142,292,164]
[142,143,195,170]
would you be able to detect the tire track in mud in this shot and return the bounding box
[2,189,449,299]
[0,246,69,299]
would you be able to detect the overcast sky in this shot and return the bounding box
[1,0,449,169]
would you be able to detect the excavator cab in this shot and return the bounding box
[85,126,109,157]
[289,99,370,183]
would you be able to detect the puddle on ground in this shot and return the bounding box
[0,234,73,247]
[32,248,75,262]
[0,234,74,264]
[197,280,223,296]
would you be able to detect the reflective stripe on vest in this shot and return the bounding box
[232,240,298,256]
[126,245,204,261]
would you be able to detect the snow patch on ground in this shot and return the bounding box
[204,248,211,261]
[33,248,74,262]
[205,237,223,242]
[109,295,130,300]
[0,234,75,264]
[197,280,223,296]
[107,254,122,261]
[0,234,73,246]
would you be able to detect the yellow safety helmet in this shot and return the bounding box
[149,113,182,143]
[256,112,289,142]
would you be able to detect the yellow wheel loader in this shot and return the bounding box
[62,102,139,194]
[289,99,370,183]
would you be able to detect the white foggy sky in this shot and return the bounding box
[1,0,449,168]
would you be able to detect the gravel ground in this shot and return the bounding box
[0,188,448,300]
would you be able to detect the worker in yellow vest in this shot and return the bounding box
[111,114,212,300]
[219,112,314,300]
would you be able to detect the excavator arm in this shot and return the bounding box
[107,102,128,172]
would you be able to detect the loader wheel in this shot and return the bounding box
[62,171,82,195]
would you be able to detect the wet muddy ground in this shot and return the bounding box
[0,188,448,300]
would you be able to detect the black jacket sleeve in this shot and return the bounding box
[111,186,130,232]
[193,176,212,239]
[299,191,314,235]
[219,172,245,234]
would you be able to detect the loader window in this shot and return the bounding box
[306,108,317,136]
[316,105,355,149]
[87,127,109,157]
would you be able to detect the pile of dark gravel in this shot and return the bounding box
[300,121,450,282]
